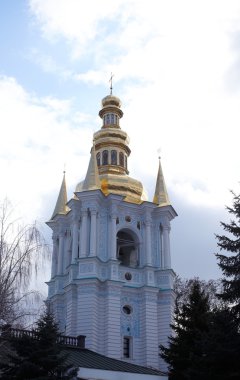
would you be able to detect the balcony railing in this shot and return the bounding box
[0,326,86,348]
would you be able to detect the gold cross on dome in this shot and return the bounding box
[109,73,114,95]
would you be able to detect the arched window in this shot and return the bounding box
[104,113,118,126]
[102,150,109,165]
[117,229,138,268]
[119,152,124,167]
[125,155,128,169]
[110,114,115,124]
[111,150,117,165]
[96,152,100,166]
[104,114,113,125]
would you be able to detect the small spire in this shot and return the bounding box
[82,142,101,191]
[153,157,171,206]
[51,171,70,219]
[109,73,114,95]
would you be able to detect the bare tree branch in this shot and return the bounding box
[0,199,49,326]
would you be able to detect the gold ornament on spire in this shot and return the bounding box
[109,72,114,95]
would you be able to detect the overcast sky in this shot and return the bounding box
[1,0,240,292]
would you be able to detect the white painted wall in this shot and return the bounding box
[77,367,168,380]
[47,191,176,371]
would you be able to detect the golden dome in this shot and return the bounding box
[76,92,147,204]
[99,173,145,203]
[99,94,123,120]
[101,95,121,108]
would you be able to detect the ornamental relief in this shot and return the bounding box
[79,263,94,273]
[120,295,140,338]
[157,275,169,285]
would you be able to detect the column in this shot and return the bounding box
[159,226,163,268]
[51,235,58,278]
[110,213,117,259]
[71,219,79,263]
[89,210,97,256]
[145,217,152,266]
[57,231,64,275]
[162,224,171,268]
[80,209,88,257]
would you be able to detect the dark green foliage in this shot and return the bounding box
[0,310,77,379]
[160,191,240,379]
[200,308,240,380]
[215,191,240,322]
[160,279,211,380]
[160,278,240,379]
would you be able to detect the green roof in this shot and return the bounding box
[63,346,165,376]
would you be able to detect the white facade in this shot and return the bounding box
[77,367,168,380]
[47,93,177,372]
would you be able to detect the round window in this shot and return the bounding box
[123,305,132,315]
[125,272,132,281]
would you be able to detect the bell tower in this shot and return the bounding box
[47,90,177,371]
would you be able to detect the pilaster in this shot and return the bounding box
[80,209,88,257]
[145,213,152,266]
[89,209,97,256]
[51,234,58,278]
[141,287,159,368]
[105,282,122,359]
[57,230,64,275]
[162,221,171,269]
[110,211,117,260]
[71,217,79,263]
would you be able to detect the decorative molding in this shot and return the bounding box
[79,263,94,273]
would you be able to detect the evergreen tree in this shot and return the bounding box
[160,279,211,380]
[215,191,240,322]
[0,309,77,379]
[201,307,240,380]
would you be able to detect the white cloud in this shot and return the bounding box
[1,0,239,282]
[24,1,240,210]
[0,75,93,223]
[29,0,123,59]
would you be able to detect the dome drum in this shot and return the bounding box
[99,107,123,120]
[98,165,127,176]
[93,129,129,144]
[95,141,131,156]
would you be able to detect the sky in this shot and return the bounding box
[1,0,240,293]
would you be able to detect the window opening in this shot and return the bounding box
[110,113,115,124]
[102,150,109,165]
[111,150,117,165]
[123,337,131,358]
[117,230,138,268]
[125,272,132,281]
[96,152,100,166]
[123,305,132,315]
